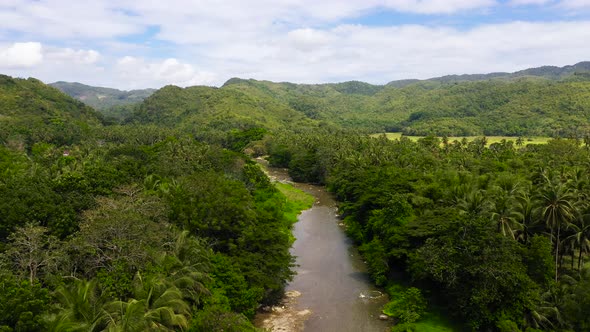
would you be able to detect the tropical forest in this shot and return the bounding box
[1,58,590,332]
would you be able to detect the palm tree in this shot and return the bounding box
[565,213,590,271]
[537,181,577,281]
[458,189,490,217]
[513,193,541,244]
[105,273,191,332]
[491,193,518,239]
[46,279,108,331]
[524,288,563,330]
[159,230,211,305]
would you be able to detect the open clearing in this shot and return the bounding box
[372,133,552,146]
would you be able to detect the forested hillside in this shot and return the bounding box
[49,82,155,110]
[221,76,590,137]
[49,82,155,123]
[53,62,590,137]
[0,76,312,331]
[0,75,103,149]
[124,83,320,149]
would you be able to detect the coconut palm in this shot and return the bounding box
[565,213,590,271]
[524,288,563,330]
[514,193,542,244]
[159,230,211,305]
[105,273,191,332]
[458,189,490,217]
[537,181,577,281]
[46,279,108,332]
[491,193,518,239]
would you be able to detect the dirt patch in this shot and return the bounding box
[254,290,311,332]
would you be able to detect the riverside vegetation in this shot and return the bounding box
[0,75,311,331]
[2,61,590,331]
[267,130,590,331]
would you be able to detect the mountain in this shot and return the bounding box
[386,61,590,87]
[35,60,590,138]
[0,75,103,149]
[50,81,155,110]
[129,83,315,131]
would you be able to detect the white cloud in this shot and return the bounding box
[205,20,590,84]
[510,0,590,8]
[381,0,496,14]
[46,48,100,64]
[1,0,143,39]
[510,0,554,5]
[115,56,217,88]
[1,2,589,89]
[0,42,43,68]
[0,0,497,46]
[560,0,590,8]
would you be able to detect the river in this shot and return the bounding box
[255,165,391,332]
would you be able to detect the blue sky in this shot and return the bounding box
[1,0,589,89]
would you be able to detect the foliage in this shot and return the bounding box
[383,287,427,323]
[0,270,50,331]
[267,128,590,330]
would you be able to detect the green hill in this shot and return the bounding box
[214,64,590,137]
[386,61,590,86]
[44,61,590,138]
[50,82,155,123]
[0,75,103,149]
[129,83,315,131]
[50,81,155,110]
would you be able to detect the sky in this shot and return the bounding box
[1,0,590,90]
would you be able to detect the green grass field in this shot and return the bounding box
[274,182,314,224]
[373,133,551,146]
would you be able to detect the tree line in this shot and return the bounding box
[0,124,309,331]
[267,130,590,331]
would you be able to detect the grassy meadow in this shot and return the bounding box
[373,132,551,146]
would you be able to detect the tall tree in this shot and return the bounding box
[537,181,577,281]
[7,224,59,284]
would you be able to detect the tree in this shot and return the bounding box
[7,224,59,284]
[382,287,427,323]
[105,274,190,331]
[46,279,108,332]
[491,192,518,239]
[0,269,50,331]
[537,181,577,281]
[565,213,590,271]
[410,217,537,329]
[65,194,172,278]
[514,194,540,244]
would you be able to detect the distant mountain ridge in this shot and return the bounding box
[200,61,590,137]
[13,60,590,138]
[49,81,156,110]
[224,61,590,93]
[392,61,590,87]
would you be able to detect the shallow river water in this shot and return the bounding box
[256,165,390,332]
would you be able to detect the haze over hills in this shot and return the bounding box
[49,81,156,110]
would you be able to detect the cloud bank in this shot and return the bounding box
[1,1,589,89]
